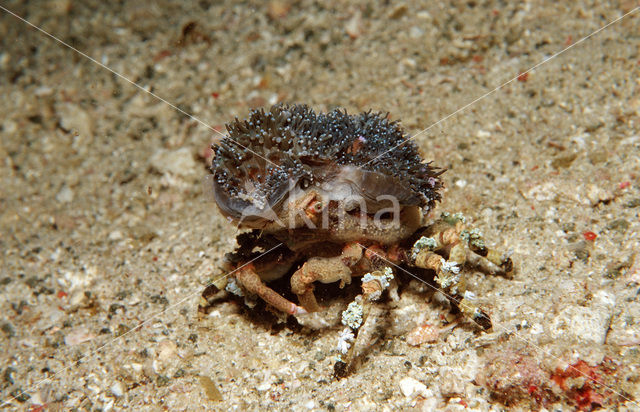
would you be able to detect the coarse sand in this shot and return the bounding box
[1,0,639,410]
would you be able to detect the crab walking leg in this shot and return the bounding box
[465,248,513,276]
[412,248,492,330]
[290,243,363,312]
[235,264,307,315]
[457,225,514,277]
[334,266,394,378]
[416,215,513,277]
[334,301,385,378]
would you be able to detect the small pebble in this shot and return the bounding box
[108,230,124,241]
[55,186,74,203]
[69,291,88,307]
[110,381,124,397]
[267,0,290,19]
[199,375,223,401]
[388,4,408,19]
[345,11,362,39]
[256,381,271,392]
[64,327,96,346]
[157,339,177,361]
[406,323,439,346]
[399,376,430,398]
[455,179,467,188]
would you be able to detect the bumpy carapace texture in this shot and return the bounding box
[211,104,444,226]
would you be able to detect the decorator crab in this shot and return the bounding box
[200,104,513,375]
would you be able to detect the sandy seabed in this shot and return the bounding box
[1,0,639,410]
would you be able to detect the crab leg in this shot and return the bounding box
[235,264,307,315]
[334,300,385,378]
[334,262,395,378]
[456,223,513,277]
[465,248,513,276]
[412,247,492,329]
[415,216,513,277]
[408,215,514,329]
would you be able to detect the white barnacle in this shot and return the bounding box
[461,228,485,248]
[341,298,364,330]
[436,258,461,290]
[336,328,355,354]
[452,212,466,223]
[361,266,394,290]
[470,228,483,237]
[411,236,437,260]
[339,327,355,342]
[440,258,460,274]
[441,211,466,224]
[225,278,244,296]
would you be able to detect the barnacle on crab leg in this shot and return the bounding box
[410,215,513,330]
[235,264,307,315]
[334,301,385,378]
[412,247,492,329]
[290,243,363,312]
[334,266,395,378]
